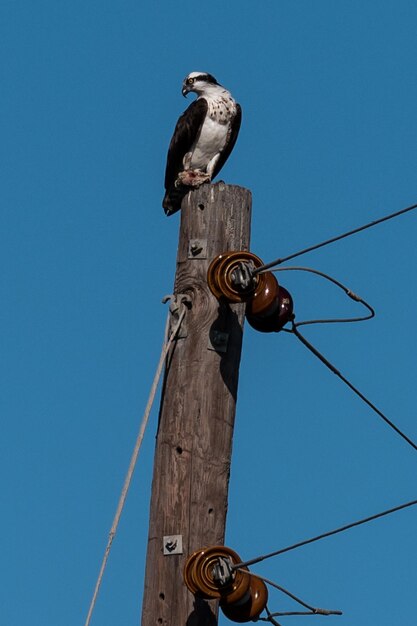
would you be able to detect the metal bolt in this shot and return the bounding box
[208,330,229,353]
[188,239,207,259]
[190,242,203,255]
[163,534,183,555]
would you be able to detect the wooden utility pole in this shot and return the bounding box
[142,183,252,626]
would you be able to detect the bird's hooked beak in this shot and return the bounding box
[182,85,189,97]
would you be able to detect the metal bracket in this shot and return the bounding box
[188,239,207,259]
[231,260,256,292]
[212,556,234,587]
[162,294,192,339]
[163,534,183,555]
[208,329,229,353]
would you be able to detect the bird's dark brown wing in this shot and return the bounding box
[212,103,242,179]
[164,98,208,191]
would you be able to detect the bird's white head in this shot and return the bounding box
[182,72,221,97]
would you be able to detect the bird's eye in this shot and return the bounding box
[187,77,194,85]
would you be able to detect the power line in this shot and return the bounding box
[254,200,417,274]
[270,266,415,451]
[290,322,417,453]
[273,266,375,326]
[236,569,342,616]
[233,498,417,570]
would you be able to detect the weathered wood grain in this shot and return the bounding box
[142,183,252,626]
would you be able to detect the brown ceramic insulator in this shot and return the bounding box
[207,252,232,300]
[245,271,280,318]
[207,251,266,303]
[246,285,294,333]
[183,548,208,595]
[184,545,250,603]
[220,576,269,623]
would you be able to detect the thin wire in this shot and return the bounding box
[259,608,342,623]
[236,569,314,612]
[271,266,375,326]
[253,200,417,274]
[264,607,283,626]
[233,497,417,570]
[236,569,342,616]
[264,612,340,617]
[84,306,187,626]
[290,322,417,452]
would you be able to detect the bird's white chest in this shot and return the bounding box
[207,95,236,125]
[188,96,236,169]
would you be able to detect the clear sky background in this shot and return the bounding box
[2,1,417,625]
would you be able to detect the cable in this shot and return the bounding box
[264,607,283,626]
[233,498,417,570]
[290,322,417,452]
[253,200,417,274]
[263,612,341,618]
[84,301,188,626]
[271,266,375,326]
[236,569,342,616]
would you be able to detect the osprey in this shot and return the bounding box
[163,72,242,215]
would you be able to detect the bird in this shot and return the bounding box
[163,72,242,215]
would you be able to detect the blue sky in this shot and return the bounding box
[2,1,417,625]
